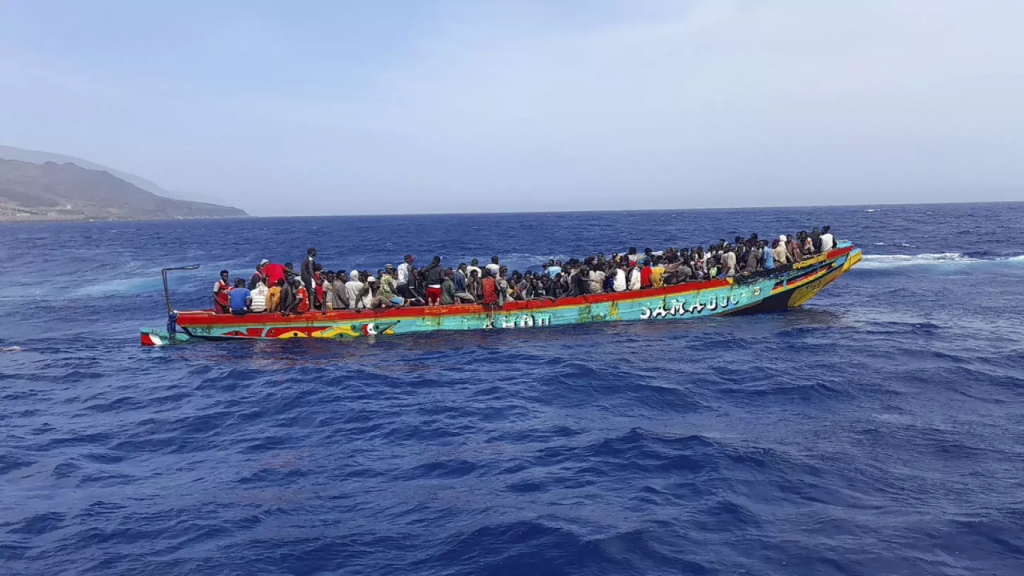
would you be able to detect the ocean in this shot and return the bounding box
[1,203,1023,575]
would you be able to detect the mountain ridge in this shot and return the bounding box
[0,145,246,221]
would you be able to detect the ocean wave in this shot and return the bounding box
[858,252,1024,269]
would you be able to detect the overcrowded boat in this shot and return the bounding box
[140,238,861,346]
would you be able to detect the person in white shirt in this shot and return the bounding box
[249,280,269,313]
[627,265,641,291]
[612,267,627,292]
[396,254,413,299]
[345,270,366,309]
[485,256,500,277]
[819,226,835,252]
[467,259,482,279]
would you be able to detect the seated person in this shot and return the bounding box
[228,278,251,315]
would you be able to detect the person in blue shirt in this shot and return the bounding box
[544,259,562,278]
[762,240,775,270]
[228,278,252,315]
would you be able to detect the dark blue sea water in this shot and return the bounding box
[2,203,1024,575]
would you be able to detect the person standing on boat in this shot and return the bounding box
[301,248,317,307]
[345,270,366,309]
[396,254,414,300]
[819,226,835,252]
[331,271,349,310]
[481,268,499,307]
[424,256,445,305]
[772,239,790,267]
[627,262,641,291]
[213,270,231,314]
[721,247,738,277]
[249,260,269,290]
[485,256,501,278]
[763,240,775,270]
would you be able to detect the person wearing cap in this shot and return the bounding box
[360,276,377,309]
[249,259,269,290]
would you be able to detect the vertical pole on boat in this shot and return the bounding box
[161,265,200,340]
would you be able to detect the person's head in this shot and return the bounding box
[220,270,229,281]
[499,265,507,277]
[276,278,285,287]
[405,254,414,264]
[432,255,441,266]
[307,247,317,257]
[628,247,637,255]
[385,264,394,276]
[258,259,269,271]
[459,262,467,271]
[337,271,348,282]
[491,256,499,264]
[367,276,377,286]
[643,258,651,267]
[482,268,492,278]
[823,225,830,233]
[350,270,360,282]
[445,268,454,278]
[556,260,562,266]
[284,262,294,270]
[234,278,246,288]
[471,258,479,266]
[598,252,604,259]
[326,271,335,282]
[291,277,302,287]
[314,263,323,272]
[470,269,479,278]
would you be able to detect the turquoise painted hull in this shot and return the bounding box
[140,243,861,346]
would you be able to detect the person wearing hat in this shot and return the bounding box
[361,276,377,309]
[249,259,269,290]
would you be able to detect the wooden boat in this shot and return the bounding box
[140,242,861,346]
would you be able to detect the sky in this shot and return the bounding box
[1,0,1022,216]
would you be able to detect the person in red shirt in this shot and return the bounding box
[295,279,310,313]
[313,263,324,311]
[481,268,498,306]
[640,259,653,289]
[263,262,286,287]
[213,270,231,314]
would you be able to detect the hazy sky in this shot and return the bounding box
[1,0,1022,216]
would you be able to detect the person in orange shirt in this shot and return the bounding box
[294,278,310,313]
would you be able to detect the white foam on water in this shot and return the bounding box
[858,253,1024,269]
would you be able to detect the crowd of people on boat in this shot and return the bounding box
[213,226,836,315]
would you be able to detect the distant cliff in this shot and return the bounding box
[0,148,246,221]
